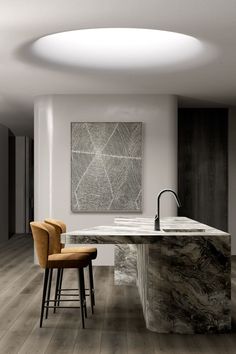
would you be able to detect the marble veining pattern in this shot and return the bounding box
[114,245,137,285]
[61,217,229,245]
[61,217,231,334]
[138,238,231,333]
[71,122,142,212]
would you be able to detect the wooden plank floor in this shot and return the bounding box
[0,235,235,354]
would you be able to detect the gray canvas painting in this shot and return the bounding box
[71,122,142,212]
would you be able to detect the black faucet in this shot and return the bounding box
[154,189,181,231]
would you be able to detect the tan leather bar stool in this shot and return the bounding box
[44,218,97,313]
[30,221,90,328]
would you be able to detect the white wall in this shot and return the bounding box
[34,94,178,264]
[229,108,236,255]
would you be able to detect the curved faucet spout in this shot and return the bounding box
[155,189,181,231]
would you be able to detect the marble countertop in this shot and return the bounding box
[60,216,231,334]
[61,217,229,245]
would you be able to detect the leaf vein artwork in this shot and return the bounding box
[71,122,142,212]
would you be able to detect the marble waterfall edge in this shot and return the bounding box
[137,236,231,334]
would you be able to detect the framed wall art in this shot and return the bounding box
[71,122,142,212]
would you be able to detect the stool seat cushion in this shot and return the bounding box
[61,247,97,260]
[47,252,90,269]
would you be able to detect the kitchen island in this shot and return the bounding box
[61,217,231,334]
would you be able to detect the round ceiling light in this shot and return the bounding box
[31,28,215,71]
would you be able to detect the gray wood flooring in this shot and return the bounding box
[0,234,235,354]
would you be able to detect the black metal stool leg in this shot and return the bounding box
[40,268,49,328]
[88,261,95,313]
[45,269,53,319]
[78,268,85,328]
[57,268,64,307]
[53,269,61,313]
[80,268,87,318]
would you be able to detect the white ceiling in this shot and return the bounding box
[1,0,236,136]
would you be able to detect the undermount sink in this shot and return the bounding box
[162,228,206,233]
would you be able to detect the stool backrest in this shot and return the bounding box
[30,222,57,268]
[44,219,67,252]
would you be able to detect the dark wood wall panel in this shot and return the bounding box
[178,108,228,231]
[9,134,15,237]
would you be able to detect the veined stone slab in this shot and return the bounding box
[114,245,137,286]
[137,237,231,334]
[61,217,231,334]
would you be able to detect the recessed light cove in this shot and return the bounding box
[31,28,215,71]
